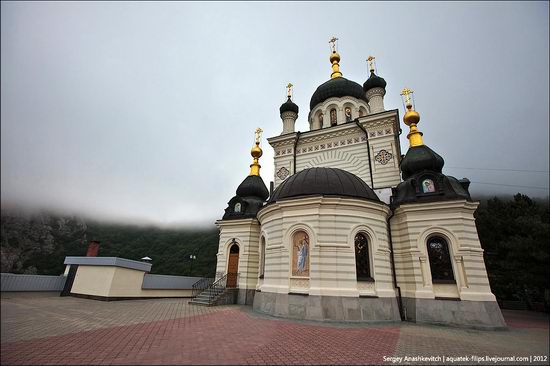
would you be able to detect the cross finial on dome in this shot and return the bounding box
[400,88,423,147]
[249,128,264,176]
[328,37,342,79]
[286,83,293,98]
[367,56,376,73]
[254,128,263,145]
[400,88,414,108]
[329,37,338,52]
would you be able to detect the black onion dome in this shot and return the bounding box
[236,175,269,201]
[223,175,269,220]
[309,77,367,110]
[268,167,380,203]
[280,97,299,114]
[363,71,387,93]
[400,145,445,180]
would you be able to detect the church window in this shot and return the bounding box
[345,107,352,122]
[259,236,266,278]
[427,236,455,283]
[292,231,309,277]
[422,179,436,193]
[330,109,337,126]
[234,203,241,213]
[318,113,324,128]
[355,233,372,280]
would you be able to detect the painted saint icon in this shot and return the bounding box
[345,107,352,122]
[292,231,309,277]
[318,113,324,127]
[330,109,337,126]
[422,179,436,193]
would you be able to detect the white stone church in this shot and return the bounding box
[213,39,505,328]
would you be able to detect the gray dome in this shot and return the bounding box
[268,167,380,203]
[363,71,387,93]
[280,97,299,114]
[309,77,367,110]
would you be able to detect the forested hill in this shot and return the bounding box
[0,210,219,277]
[1,194,548,305]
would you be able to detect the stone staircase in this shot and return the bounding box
[189,287,226,306]
[189,273,238,306]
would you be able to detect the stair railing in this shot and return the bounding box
[206,272,239,305]
[192,277,213,298]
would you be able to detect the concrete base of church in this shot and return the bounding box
[237,289,256,305]
[253,291,401,322]
[401,297,507,329]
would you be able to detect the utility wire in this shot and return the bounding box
[470,181,549,190]
[447,166,549,173]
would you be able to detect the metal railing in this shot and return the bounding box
[205,272,239,305]
[191,277,213,297]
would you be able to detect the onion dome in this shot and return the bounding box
[222,128,269,220]
[363,71,387,93]
[280,96,299,114]
[392,90,471,207]
[400,145,445,180]
[268,167,380,204]
[310,77,367,110]
[236,175,269,201]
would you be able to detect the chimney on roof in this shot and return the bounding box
[86,240,100,257]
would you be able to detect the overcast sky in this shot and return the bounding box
[1,2,549,226]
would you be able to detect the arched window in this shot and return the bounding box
[355,233,371,280]
[259,236,266,278]
[427,236,455,283]
[234,203,241,213]
[292,231,309,277]
[330,108,337,126]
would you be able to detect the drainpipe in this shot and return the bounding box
[354,119,375,189]
[387,203,405,321]
[293,131,301,174]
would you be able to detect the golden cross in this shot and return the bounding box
[286,83,293,98]
[400,88,414,106]
[254,128,263,144]
[329,37,338,52]
[367,56,376,72]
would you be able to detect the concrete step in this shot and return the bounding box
[189,300,210,307]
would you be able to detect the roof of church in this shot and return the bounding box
[363,71,387,93]
[280,97,299,114]
[309,77,367,110]
[268,167,380,204]
[236,175,269,201]
[400,145,445,180]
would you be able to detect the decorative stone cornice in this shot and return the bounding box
[366,87,386,99]
[281,111,298,119]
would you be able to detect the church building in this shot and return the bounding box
[214,38,505,329]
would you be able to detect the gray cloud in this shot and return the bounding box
[1,2,548,225]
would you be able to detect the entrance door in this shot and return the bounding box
[227,244,239,288]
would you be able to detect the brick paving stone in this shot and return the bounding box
[1,294,549,365]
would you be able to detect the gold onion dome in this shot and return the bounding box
[400,88,423,147]
[249,128,263,176]
[310,38,367,110]
[403,104,420,126]
[251,143,262,159]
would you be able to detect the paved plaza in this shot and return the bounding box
[1,293,548,365]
